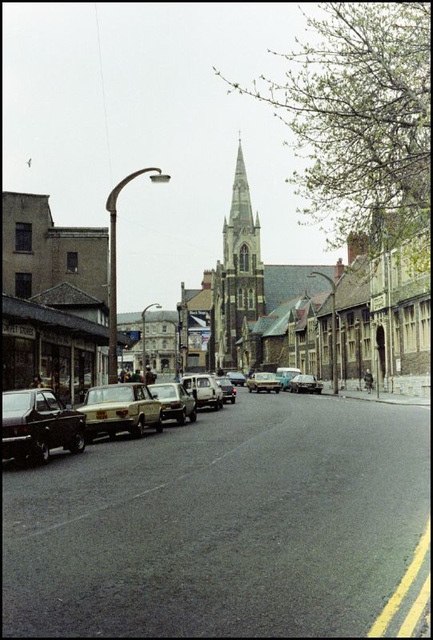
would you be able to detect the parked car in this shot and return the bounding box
[77,383,163,442]
[275,367,301,391]
[226,371,247,387]
[2,388,86,465]
[289,374,324,394]
[181,374,224,410]
[246,372,281,393]
[148,382,197,425]
[215,377,237,404]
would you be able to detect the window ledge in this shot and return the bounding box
[13,250,34,255]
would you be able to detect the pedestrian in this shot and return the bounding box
[30,374,44,388]
[364,369,374,394]
[217,367,224,376]
[144,365,156,386]
[119,369,126,383]
[130,369,142,382]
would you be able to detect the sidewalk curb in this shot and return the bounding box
[321,393,430,407]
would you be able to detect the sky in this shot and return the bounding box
[3,2,346,313]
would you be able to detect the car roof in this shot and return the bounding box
[87,383,141,390]
[3,388,53,394]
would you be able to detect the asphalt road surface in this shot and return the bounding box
[3,388,430,637]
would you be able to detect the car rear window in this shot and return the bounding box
[86,387,135,404]
[2,392,32,413]
[150,385,177,399]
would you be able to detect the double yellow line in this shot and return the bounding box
[368,517,430,638]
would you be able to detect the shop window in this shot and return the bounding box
[67,252,78,273]
[15,222,32,252]
[15,273,32,299]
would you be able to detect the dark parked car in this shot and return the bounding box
[2,388,86,465]
[148,382,197,425]
[215,377,237,404]
[289,375,324,394]
[227,371,246,387]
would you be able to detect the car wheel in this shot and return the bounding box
[219,399,224,409]
[267,390,271,394]
[67,431,86,454]
[131,418,145,439]
[316,389,322,394]
[189,408,197,423]
[177,409,186,426]
[231,398,235,404]
[32,439,50,466]
[214,401,220,411]
[276,389,280,394]
[85,432,95,444]
[248,387,252,393]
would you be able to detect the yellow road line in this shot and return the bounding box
[367,518,430,638]
[396,574,430,638]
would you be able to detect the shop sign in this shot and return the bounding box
[2,321,36,339]
[41,329,72,347]
[370,294,387,312]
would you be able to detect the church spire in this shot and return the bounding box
[229,138,254,229]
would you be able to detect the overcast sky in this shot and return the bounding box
[3,2,345,313]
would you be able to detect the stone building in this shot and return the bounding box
[210,140,339,371]
[117,310,179,374]
[177,271,213,373]
[2,192,109,305]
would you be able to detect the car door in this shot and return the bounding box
[180,384,194,413]
[141,384,160,423]
[42,390,76,446]
[35,391,61,448]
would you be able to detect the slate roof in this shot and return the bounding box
[187,289,212,311]
[264,264,335,314]
[30,282,105,307]
[262,296,304,337]
[117,310,178,325]
[251,315,279,335]
[317,256,370,317]
[185,289,201,303]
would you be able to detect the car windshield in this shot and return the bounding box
[216,378,231,385]
[149,385,177,400]
[86,386,135,404]
[2,392,32,413]
[300,376,315,382]
[230,372,244,378]
[255,373,275,380]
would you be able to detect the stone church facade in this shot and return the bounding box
[210,141,337,371]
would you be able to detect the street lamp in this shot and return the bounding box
[308,272,338,395]
[142,303,162,373]
[106,168,170,384]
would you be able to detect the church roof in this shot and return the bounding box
[229,140,254,230]
[262,295,305,337]
[263,264,335,314]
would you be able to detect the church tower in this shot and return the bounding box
[214,139,265,369]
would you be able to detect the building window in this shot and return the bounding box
[248,289,254,309]
[288,323,295,347]
[307,318,316,343]
[419,301,430,350]
[238,288,244,309]
[322,322,329,364]
[298,331,306,345]
[67,252,78,272]
[239,245,249,272]
[15,273,32,299]
[347,314,356,361]
[15,223,32,252]
[162,325,167,333]
[362,310,371,359]
[162,339,167,349]
[308,351,317,376]
[403,305,416,352]
[393,311,400,354]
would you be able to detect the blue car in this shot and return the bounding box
[227,371,246,387]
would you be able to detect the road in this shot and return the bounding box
[3,387,430,637]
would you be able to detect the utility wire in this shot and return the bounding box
[95,3,113,187]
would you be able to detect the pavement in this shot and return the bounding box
[321,387,430,406]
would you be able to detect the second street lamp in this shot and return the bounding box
[142,303,162,374]
[308,271,338,395]
[106,168,170,384]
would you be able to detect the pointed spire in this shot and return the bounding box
[223,216,227,233]
[229,138,254,228]
[255,211,261,228]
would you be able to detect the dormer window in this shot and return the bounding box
[239,244,249,272]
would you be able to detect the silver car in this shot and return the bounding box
[149,382,197,425]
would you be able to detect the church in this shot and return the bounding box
[210,139,340,372]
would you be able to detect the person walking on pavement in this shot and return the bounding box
[144,365,156,386]
[364,369,374,394]
[130,369,143,382]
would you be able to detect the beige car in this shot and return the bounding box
[246,372,281,394]
[77,383,163,442]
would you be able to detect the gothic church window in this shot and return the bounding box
[239,245,249,272]
[238,288,244,309]
[248,289,254,309]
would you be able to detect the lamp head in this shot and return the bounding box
[150,174,171,184]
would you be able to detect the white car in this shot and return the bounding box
[180,374,224,411]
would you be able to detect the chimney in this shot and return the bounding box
[347,232,369,265]
[334,258,344,283]
[201,270,213,290]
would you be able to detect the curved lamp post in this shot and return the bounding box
[106,168,170,384]
[308,272,338,395]
[142,303,162,372]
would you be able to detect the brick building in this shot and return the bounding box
[177,271,213,373]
